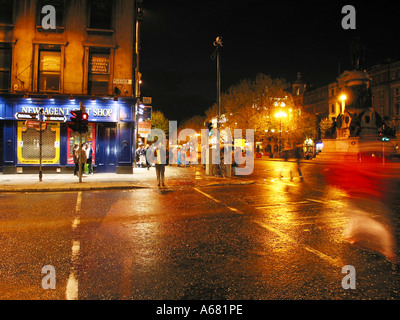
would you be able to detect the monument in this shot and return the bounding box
[317,39,397,162]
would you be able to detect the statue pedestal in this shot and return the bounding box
[316,137,360,162]
[317,136,397,162]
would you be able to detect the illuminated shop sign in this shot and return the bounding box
[16,104,119,122]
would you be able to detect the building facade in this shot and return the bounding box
[0,0,140,174]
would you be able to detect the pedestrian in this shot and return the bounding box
[73,144,79,176]
[135,145,142,167]
[144,144,151,170]
[177,147,182,166]
[154,142,166,187]
[139,145,146,168]
[85,142,94,174]
[77,143,87,174]
[294,146,304,181]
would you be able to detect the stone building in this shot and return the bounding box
[0,0,142,174]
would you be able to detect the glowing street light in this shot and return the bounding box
[339,94,347,113]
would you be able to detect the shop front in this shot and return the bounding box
[0,95,137,174]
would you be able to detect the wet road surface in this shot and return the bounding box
[1,160,400,300]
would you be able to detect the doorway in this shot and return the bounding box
[96,123,117,173]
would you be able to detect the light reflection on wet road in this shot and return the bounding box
[1,160,400,300]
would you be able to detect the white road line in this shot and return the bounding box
[66,191,82,300]
[255,221,341,268]
[194,187,341,268]
[194,188,244,214]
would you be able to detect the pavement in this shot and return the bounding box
[1,157,399,192]
[0,164,255,193]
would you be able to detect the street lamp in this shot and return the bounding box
[211,36,223,129]
[339,94,347,113]
[274,111,287,153]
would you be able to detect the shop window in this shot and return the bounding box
[67,124,96,165]
[0,44,11,91]
[0,0,13,24]
[88,0,113,30]
[17,122,60,165]
[39,49,61,92]
[38,0,65,28]
[88,49,110,95]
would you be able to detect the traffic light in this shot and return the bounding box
[68,110,89,133]
[80,112,89,133]
[68,110,82,132]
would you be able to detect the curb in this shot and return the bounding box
[0,184,149,193]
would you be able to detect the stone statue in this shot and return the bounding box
[350,37,365,70]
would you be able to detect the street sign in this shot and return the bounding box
[46,115,67,122]
[15,113,67,122]
[25,120,47,130]
[15,112,38,120]
[138,120,151,136]
[113,78,132,85]
[142,96,152,105]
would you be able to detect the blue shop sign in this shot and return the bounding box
[11,102,132,122]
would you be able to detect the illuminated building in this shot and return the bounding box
[0,0,141,173]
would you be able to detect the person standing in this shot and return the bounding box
[78,143,87,175]
[144,144,151,170]
[73,144,79,176]
[85,143,94,174]
[154,143,166,187]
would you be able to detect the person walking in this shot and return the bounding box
[293,146,304,181]
[85,142,94,174]
[154,143,166,187]
[73,144,79,176]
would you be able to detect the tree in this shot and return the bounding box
[179,115,205,132]
[151,110,169,138]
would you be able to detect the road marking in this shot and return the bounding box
[66,240,80,300]
[66,191,82,300]
[195,188,342,268]
[194,188,244,214]
[255,221,341,268]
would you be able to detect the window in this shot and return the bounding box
[396,104,400,115]
[0,0,13,24]
[0,43,11,91]
[88,49,110,95]
[88,0,113,30]
[331,104,335,114]
[39,49,61,92]
[38,0,65,28]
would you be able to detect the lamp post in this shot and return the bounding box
[135,101,145,167]
[275,111,287,154]
[212,36,223,129]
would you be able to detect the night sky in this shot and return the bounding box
[139,0,400,123]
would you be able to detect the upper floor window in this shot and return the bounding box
[88,48,110,95]
[88,0,113,30]
[0,0,13,24]
[39,48,61,92]
[0,43,11,91]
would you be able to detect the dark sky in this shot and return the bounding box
[139,0,400,123]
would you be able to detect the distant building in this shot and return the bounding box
[0,0,142,174]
